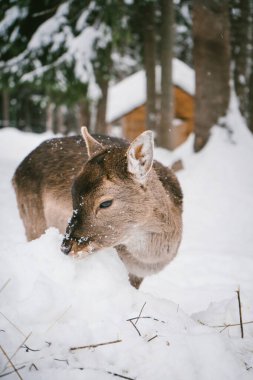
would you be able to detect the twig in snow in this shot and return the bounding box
[0,345,23,380]
[75,366,136,379]
[29,363,38,371]
[22,344,40,353]
[147,335,158,342]
[0,366,25,378]
[127,316,166,324]
[236,288,244,338]
[0,279,11,295]
[128,320,141,336]
[106,371,135,379]
[0,312,26,337]
[70,339,122,351]
[134,302,146,325]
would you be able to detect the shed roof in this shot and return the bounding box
[106,58,195,123]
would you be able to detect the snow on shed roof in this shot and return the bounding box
[106,58,195,123]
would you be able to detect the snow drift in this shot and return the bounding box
[0,101,253,379]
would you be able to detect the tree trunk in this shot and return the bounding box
[95,78,109,135]
[157,0,174,149]
[56,105,67,135]
[143,1,157,131]
[248,60,253,134]
[230,0,251,118]
[248,3,253,134]
[94,42,112,135]
[46,102,55,132]
[193,0,231,152]
[2,90,9,128]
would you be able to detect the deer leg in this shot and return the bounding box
[13,184,47,241]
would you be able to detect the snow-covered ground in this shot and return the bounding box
[0,101,253,379]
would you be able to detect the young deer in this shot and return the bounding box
[13,127,183,288]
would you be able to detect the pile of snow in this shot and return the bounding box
[0,101,253,379]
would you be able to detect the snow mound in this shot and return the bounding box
[1,100,253,378]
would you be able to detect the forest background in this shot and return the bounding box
[0,0,253,152]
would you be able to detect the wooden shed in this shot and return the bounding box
[106,59,195,150]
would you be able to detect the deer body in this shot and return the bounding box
[13,129,183,288]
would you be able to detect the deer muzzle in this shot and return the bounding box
[61,237,73,255]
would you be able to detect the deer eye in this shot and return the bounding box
[99,200,113,209]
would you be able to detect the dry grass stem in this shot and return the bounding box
[0,345,23,380]
[0,366,25,378]
[127,316,166,324]
[0,332,32,375]
[134,302,146,325]
[70,339,122,351]
[198,320,253,333]
[0,312,26,338]
[0,280,11,295]
[45,305,72,333]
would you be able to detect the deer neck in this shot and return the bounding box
[119,177,179,263]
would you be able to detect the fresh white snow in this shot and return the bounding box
[0,99,253,379]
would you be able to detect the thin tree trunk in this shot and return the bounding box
[193,0,230,152]
[46,103,55,132]
[248,60,253,133]
[157,0,174,149]
[56,105,67,135]
[94,43,112,135]
[230,0,251,118]
[143,1,157,131]
[248,2,253,134]
[2,90,9,128]
[95,78,109,135]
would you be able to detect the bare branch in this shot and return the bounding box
[236,288,244,338]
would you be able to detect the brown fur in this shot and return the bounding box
[12,132,183,288]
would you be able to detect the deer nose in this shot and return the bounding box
[61,238,73,255]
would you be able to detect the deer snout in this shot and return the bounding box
[61,238,73,255]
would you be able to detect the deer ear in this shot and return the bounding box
[81,126,104,158]
[127,131,154,182]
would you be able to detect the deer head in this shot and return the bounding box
[61,127,154,257]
